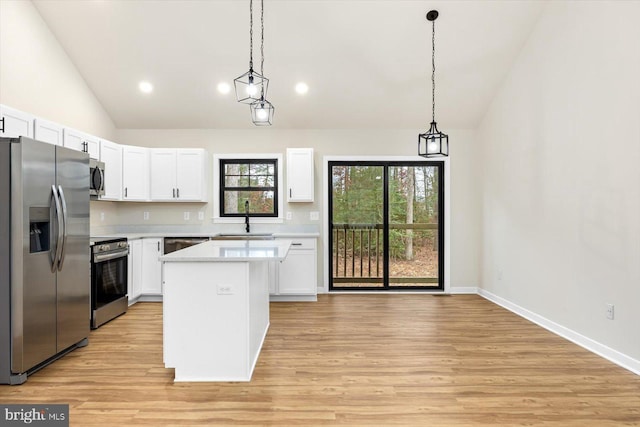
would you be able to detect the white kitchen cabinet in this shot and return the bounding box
[286,148,314,202]
[122,145,150,201]
[100,139,122,200]
[176,149,207,200]
[141,238,163,296]
[268,262,277,294]
[272,238,317,301]
[149,149,175,201]
[127,239,143,305]
[34,118,63,146]
[63,128,100,159]
[150,148,207,202]
[0,105,33,138]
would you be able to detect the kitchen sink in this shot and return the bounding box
[211,233,274,240]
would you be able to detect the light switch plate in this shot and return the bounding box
[143,211,149,221]
[310,211,319,221]
[198,211,204,221]
[286,212,292,220]
[217,284,234,295]
[184,211,190,221]
[100,212,105,221]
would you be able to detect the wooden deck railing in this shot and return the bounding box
[331,223,438,284]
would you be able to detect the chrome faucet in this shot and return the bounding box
[245,200,250,233]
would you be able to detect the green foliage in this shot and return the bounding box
[331,165,440,261]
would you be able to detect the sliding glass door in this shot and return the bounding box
[329,161,444,291]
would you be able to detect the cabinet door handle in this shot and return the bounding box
[172,188,175,198]
[0,117,4,133]
[289,188,292,198]
[292,243,302,246]
[177,188,180,198]
[125,187,128,198]
[157,241,160,251]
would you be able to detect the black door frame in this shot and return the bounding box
[328,160,445,291]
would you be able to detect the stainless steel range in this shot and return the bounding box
[90,236,128,329]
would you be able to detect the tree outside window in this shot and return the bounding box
[220,159,278,217]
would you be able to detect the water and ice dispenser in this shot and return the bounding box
[29,206,50,253]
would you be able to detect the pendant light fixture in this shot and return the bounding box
[234,0,268,104]
[418,10,448,157]
[250,0,274,126]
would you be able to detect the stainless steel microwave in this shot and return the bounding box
[90,159,105,198]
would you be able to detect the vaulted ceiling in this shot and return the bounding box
[33,0,544,130]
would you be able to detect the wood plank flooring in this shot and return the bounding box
[1,294,639,426]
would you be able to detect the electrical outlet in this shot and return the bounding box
[143,211,149,221]
[286,212,292,220]
[217,284,234,295]
[606,304,614,320]
[310,211,319,221]
[184,211,190,221]
[198,211,204,221]
[100,212,105,221]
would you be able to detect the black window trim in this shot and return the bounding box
[219,158,279,218]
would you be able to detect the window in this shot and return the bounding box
[219,159,278,217]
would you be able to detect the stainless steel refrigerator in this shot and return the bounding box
[1,136,90,385]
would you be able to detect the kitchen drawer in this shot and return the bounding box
[284,238,316,250]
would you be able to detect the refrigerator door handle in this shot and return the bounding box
[57,186,68,271]
[50,185,63,272]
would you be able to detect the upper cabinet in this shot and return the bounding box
[286,148,314,202]
[34,118,63,146]
[0,105,33,138]
[1,104,208,204]
[63,128,100,159]
[100,139,122,201]
[150,149,207,202]
[122,145,150,201]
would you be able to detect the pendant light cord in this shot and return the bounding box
[249,0,254,70]
[260,0,265,97]
[431,18,435,123]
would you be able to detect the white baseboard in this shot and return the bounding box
[136,294,163,303]
[270,295,318,302]
[478,288,640,376]
[449,286,478,294]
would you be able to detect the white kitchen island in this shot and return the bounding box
[160,239,291,382]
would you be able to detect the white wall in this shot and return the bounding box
[0,0,115,139]
[479,1,640,361]
[115,128,481,291]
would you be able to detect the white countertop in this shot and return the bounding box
[160,239,292,262]
[94,232,319,240]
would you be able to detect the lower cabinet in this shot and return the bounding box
[128,237,163,304]
[270,238,317,301]
[140,238,163,300]
[127,239,143,305]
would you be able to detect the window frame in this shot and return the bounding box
[213,153,284,224]
[219,158,279,218]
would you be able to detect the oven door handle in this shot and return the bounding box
[93,250,129,263]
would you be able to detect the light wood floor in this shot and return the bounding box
[1,294,639,426]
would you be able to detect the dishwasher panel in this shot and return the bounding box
[163,237,209,254]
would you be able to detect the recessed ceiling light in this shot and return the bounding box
[295,82,309,95]
[217,82,231,94]
[138,81,153,94]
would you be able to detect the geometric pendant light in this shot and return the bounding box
[234,0,268,104]
[250,0,275,125]
[418,10,448,157]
